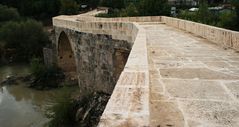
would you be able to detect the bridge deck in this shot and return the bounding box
[53,11,239,126]
[145,24,239,127]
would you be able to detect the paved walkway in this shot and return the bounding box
[145,24,239,127]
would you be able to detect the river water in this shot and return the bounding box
[0,65,76,127]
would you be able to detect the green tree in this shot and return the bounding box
[0,19,50,62]
[217,11,237,30]
[88,0,100,8]
[0,4,20,23]
[138,0,170,16]
[100,0,125,9]
[119,3,139,17]
[0,0,61,21]
[178,10,198,21]
[197,0,216,25]
[231,0,239,30]
[59,0,79,15]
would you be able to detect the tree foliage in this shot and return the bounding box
[97,0,170,17]
[0,4,20,22]
[59,0,79,15]
[119,3,139,17]
[217,11,237,30]
[100,0,125,9]
[231,0,239,30]
[178,0,239,31]
[138,0,170,16]
[0,0,60,20]
[197,0,213,24]
[0,19,50,61]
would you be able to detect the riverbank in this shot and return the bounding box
[0,65,77,127]
[0,65,111,127]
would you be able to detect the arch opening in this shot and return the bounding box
[58,32,77,80]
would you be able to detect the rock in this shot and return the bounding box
[74,92,110,127]
[21,74,34,82]
[1,75,17,85]
[82,106,93,121]
[75,108,84,121]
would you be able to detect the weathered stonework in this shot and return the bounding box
[54,27,131,94]
[43,48,54,67]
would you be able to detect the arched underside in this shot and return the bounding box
[58,32,77,80]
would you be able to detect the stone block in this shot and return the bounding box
[232,32,239,51]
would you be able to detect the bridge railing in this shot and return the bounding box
[161,16,239,51]
[53,16,139,43]
[76,16,162,22]
[98,22,150,127]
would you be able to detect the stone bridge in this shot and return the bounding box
[52,11,239,127]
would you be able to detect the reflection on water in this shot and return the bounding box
[0,86,49,127]
[0,65,77,127]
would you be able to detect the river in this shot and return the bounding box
[0,65,76,127]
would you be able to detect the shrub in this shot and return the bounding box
[177,10,198,21]
[30,58,64,89]
[30,58,46,77]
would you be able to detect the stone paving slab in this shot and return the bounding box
[145,24,239,127]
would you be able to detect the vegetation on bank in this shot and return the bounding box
[0,4,50,64]
[0,0,118,64]
[0,0,102,25]
[177,0,239,31]
[97,0,170,17]
[47,90,110,127]
[30,58,65,90]
[0,20,50,62]
[95,0,239,31]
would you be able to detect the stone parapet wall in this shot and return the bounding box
[76,16,161,23]
[161,16,239,51]
[98,23,149,126]
[53,16,139,43]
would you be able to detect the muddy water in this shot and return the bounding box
[0,65,76,127]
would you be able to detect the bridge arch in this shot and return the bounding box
[57,31,77,80]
